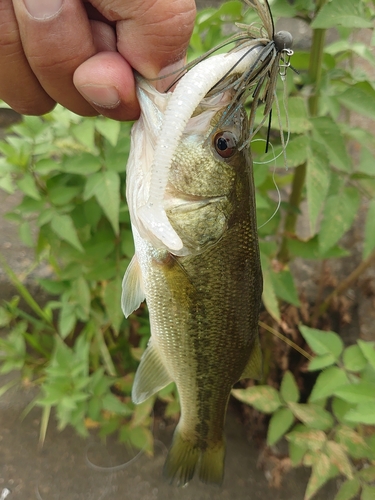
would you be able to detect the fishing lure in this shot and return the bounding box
[137,0,294,253]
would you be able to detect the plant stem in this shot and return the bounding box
[277,2,327,263]
[0,251,54,327]
[259,320,313,360]
[319,249,375,315]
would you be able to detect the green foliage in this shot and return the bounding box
[246,0,375,318]
[0,108,159,448]
[232,330,375,500]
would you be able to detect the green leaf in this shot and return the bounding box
[332,398,357,426]
[311,116,351,172]
[95,119,121,147]
[336,425,373,461]
[267,407,294,446]
[34,158,59,175]
[231,386,282,414]
[102,393,131,416]
[306,141,330,231]
[364,199,375,259]
[287,428,327,452]
[0,306,11,327]
[357,340,375,370]
[308,353,337,371]
[17,173,41,200]
[280,370,299,404]
[309,367,349,402]
[325,440,353,479]
[344,403,375,425]
[343,345,368,372]
[288,402,334,431]
[358,146,375,176]
[334,382,375,404]
[362,485,375,500]
[49,185,81,206]
[95,170,120,234]
[338,82,375,121]
[0,171,15,194]
[277,96,311,134]
[58,302,76,339]
[19,221,34,247]
[71,119,96,151]
[72,276,91,321]
[358,465,375,483]
[50,213,84,252]
[128,426,153,453]
[300,325,344,359]
[305,453,339,500]
[131,399,154,428]
[63,153,102,175]
[312,0,372,29]
[84,171,120,234]
[319,188,360,254]
[288,236,349,260]
[262,268,280,322]
[270,268,300,306]
[334,478,361,500]
[103,277,123,334]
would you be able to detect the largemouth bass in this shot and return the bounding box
[121,42,266,486]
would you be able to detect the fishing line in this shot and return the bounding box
[85,443,145,472]
[251,85,291,166]
[253,138,282,230]
[85,409,155,472]
[274,77,291,170]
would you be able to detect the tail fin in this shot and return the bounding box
[163,429,225,487]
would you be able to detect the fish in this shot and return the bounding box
[121,0,293,487]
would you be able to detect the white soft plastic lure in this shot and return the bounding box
[135,42,265,253]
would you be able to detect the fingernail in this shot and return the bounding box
[78,85,121,109]
[23,0,63,20]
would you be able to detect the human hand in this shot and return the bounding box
[0,0,196,120]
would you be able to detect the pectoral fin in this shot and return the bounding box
[121,255,145,318]
[132,342,173,404]
[239,335,263,381]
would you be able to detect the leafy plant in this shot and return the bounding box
[233,328,375,500]
[0,108,162,449]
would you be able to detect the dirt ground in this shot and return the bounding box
[0,370,338,500]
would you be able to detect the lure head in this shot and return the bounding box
[274,31,293,52]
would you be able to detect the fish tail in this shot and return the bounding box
[198,441,225,486]
[163,430,200,487]
[163,428,225,487]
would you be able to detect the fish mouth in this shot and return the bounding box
[164,192,227,214]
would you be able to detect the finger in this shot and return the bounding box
[0,0,55,114]
[12,0,99,116]
[90,20,116,52]
[91,0,196,78]
[74,51,140,121]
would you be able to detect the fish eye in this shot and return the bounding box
[213,131,237,159]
